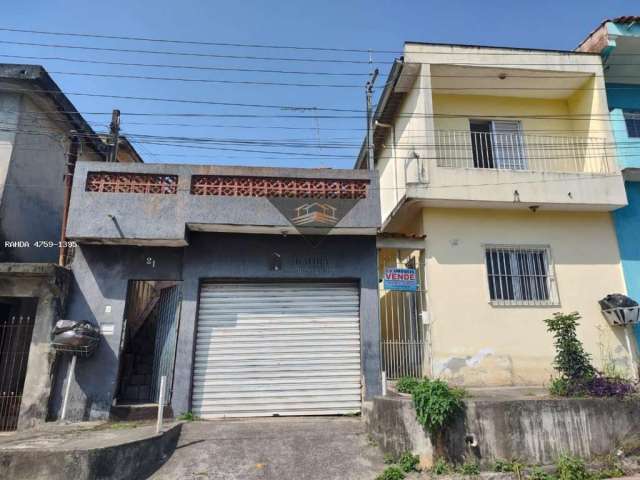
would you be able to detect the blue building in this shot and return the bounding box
[579,17,640,348]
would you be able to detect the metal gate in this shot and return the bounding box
[0,315,35,431]
[150,285,182,404]
[192,282,361,418]
[379,249,427,379]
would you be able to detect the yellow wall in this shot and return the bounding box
[422,207,634,386]
[432,94,573,135]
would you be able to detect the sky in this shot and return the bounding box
[1,0,638,168]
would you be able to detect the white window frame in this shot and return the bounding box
[483,244,559,307]
[469,119,528,171]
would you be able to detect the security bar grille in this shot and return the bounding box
[379,249,426,379]
[485,246,557,306]
[0,315,35,431]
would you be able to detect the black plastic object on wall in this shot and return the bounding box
[51,320,100,358]
[599,294,640,326]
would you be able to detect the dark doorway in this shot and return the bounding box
[0,297,38,431]
[116,281,181,405]
[470,120,495,169]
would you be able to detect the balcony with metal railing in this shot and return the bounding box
[399,130,627,212]
[434,130,611,175]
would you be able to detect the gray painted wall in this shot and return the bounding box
[0,93,101,263]
[51,232,381,421]
[66,161,380,244]
[0,263,70,430]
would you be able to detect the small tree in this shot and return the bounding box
[544,312,595,381]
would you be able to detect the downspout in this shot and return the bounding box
[375,121,398,205]
[58,132,79,266]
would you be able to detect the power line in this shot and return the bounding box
[44,69,640,90]
[8,123,640,156]
[0,26,399,54]
[0,38,627,67]
[0,27,620,58]
[0,53,370,76]
[8,53,640,82]
[48,70,366,88]
[1,86,362,112]
[3,93,640,122]
[0,173,623,191]
[0,39,381,64]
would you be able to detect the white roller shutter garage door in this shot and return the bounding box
[192,282,361,418]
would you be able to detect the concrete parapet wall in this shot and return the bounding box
[365,394,640,467]
[66,161,380,244]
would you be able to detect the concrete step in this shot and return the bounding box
[111,404,174,422]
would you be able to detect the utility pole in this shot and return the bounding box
[109,109,120,162]
[366,68,379,171]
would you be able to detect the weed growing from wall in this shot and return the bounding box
[375,465,405,480]
[411,379,466,435]
[545,312,596,382]
[544,312,636,398]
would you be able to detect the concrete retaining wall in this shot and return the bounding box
[365,394,640,467]
[0,423,181,480]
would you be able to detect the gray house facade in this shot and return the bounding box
[0,64,142,432]
[51,161,382,420]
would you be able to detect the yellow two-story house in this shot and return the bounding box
[359,42,636,387]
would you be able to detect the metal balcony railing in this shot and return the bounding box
[434,130,612,174]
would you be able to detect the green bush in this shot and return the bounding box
[396,376,420,394]
[549,377,571,397]
[177,411,196,421]
[412,379,465,434]
[544,312,596,382]
[397,451,420,472]
[375,465,405,480]
[493,458,524,473]
[431,457,453,475]
[528,466,555,480]
[593,465,625,479]
[458,461,480,475]
[556,455,591,480]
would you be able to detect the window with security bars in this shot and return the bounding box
[624,110,640,138]
[485,246,556,305]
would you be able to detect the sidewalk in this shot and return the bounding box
[0,421,181,479]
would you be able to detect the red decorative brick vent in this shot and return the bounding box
[190,175,368,199]
[86,172,178,194]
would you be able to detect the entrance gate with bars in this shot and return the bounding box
[117,281,181,406]
[378,248,428,379]
[0,297,38,431]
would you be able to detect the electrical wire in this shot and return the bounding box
[0,26,399,54]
